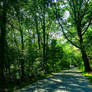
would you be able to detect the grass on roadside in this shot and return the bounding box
[82,72,92,83]
[79,64,92,84]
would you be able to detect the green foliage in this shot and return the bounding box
[0,0,92,91]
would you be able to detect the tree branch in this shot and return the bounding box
[58,19,80,49]
[80,0,89,22]
[82,19,92,36]
[53,2,80,49]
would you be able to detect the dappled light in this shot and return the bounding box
[17,68,92,92]
[0,0,92,91]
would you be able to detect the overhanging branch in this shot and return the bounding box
[82,19,92,36]
[58,19,80,49]
[53,3,80,49]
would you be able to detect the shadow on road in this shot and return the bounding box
[17,68,92,92]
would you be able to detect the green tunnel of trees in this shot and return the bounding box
[0,0,92,88]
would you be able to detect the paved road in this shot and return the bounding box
[16,68,92,92]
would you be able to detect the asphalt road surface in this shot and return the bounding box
[16,68,92,92]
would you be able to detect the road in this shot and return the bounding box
[16,68,92,92]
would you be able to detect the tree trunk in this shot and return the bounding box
[20,27,25,80]
[42,0,47,73]
[78,28,91,72]
[17,8,25,80]
[81,49,91,72]
[0,0,7,79]
[35,15,41,49]
[33,0,41,50]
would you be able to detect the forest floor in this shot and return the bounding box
[16,68,92,92]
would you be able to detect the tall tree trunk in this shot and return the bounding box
[33,0,41,49]
[81,49,91,71]
[0,0,7,79]
[46,33,49,58]
[45,32,49,69]
[17,8,25,79]
[42,0,46,73]
[35,15,41,49]
[78,28,91,72]
[20,27,25,80]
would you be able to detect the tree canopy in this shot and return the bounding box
[0,0,92,90]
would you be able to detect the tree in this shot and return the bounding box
[0,0,8,79]
[54,0,92,71]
